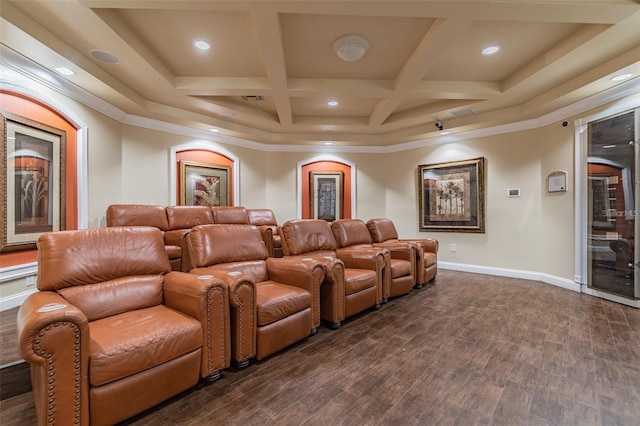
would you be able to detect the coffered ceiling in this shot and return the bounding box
[1,0,640,148]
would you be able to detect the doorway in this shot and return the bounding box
[586,110,638,299]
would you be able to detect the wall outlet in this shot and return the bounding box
[25,275,36,286]
[450,244,457,252]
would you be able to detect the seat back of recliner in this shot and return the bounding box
[211,206,250,224]
[331,219,373,248]
[366,218,399,243]
[106,204,170,231]
[188,224,270,282]
[280,219,338,256]
[37,226,171,321]
[247,209,277,226]
[165,205,214,230]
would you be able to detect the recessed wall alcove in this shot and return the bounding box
[298,156,356,219]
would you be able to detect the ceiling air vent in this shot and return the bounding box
[451,108,476,118]
[242,95,264,101]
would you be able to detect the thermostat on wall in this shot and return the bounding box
[507,188,521,197]
[548,170,568,193]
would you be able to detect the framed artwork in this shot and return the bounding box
[1,111,66,252]
[310,171,343,222]
[418,157,485,233]
[179,160,231,206]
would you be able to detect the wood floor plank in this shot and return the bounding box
[3,270,640,425]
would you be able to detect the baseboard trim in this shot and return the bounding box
[438,262,582,293]
[0,289,37,312]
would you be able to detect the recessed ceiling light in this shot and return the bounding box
[439,131,450,135]
[611,73,633,82]
[194,40,211,50]
[324,142,333,145]
[90,50,120,64]
[327,101,338,107]
[209,128,220,133]
[55,67,75,76]
[481,45,501,55]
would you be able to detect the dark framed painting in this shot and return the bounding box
[1,111,66,252]
[418,157,485,233]
[310,170,343,222]
[179,160,231,206]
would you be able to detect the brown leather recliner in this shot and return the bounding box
[106,204,182,271]
[331,219,415,301]
[367,218,439,288]
[17,227,230,426]
[165,205,215,271]
[248,208,283,258]
[187,224,324,363]
[280,219,384,329]
[211,206,250,224]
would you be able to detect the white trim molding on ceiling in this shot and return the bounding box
[1,44,640,154]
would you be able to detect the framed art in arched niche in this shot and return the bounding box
[300,159,353,220]
[175,149,235,206]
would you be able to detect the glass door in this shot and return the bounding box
[587,110,638,298]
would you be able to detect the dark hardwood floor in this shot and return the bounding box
[2,270,640,425]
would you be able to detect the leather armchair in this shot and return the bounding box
[248,208,283,258]
[17,227,230,426]
[280,219,384,329]
[367,218,439,288]
[187,224,324,363]
[331,219,415,301]
[211,206,250,224]
[106,204,182,271]
[165,205,215,271]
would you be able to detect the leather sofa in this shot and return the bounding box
[331,219,415,301]
[367,218,439,288]
[211,206,251,224]
[187,224,325,362]
[280,219,384,329]
[165,205,215,271]
[248,208,283,258]
[17,226,230,426]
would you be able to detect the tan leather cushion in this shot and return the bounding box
[106,204,169,231]
[212,206,250,224]
[256,281,311,327]
[37,227,171,292]
[59,275,163,322]
[366,218,398,243]
[390,259,412,278]
[88,305,202,387]
[331,219,372,247]
[247,209,278,226]
[424,252,437,268]
[165,244,182,260]
[189,224,268,267]
[344,269,377,295]
[165,205,213,230]
[280,219,337,255]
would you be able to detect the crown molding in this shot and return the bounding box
[2,44,639,154]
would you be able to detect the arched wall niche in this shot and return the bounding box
[169,142,240,206]
[297,156,356,220]
[0,89,86,268]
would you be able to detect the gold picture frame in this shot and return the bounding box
[310,170,343,222]
[1,111,66,252]
[179,160,231,206]
[418,157,485,233]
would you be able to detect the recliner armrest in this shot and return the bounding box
[164,271,231,377]
[266,257,325,328]
[17,291,90,425]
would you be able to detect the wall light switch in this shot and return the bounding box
[450,244,457,252]
[26,275,36,286]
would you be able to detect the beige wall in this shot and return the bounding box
[0,73,631,307]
